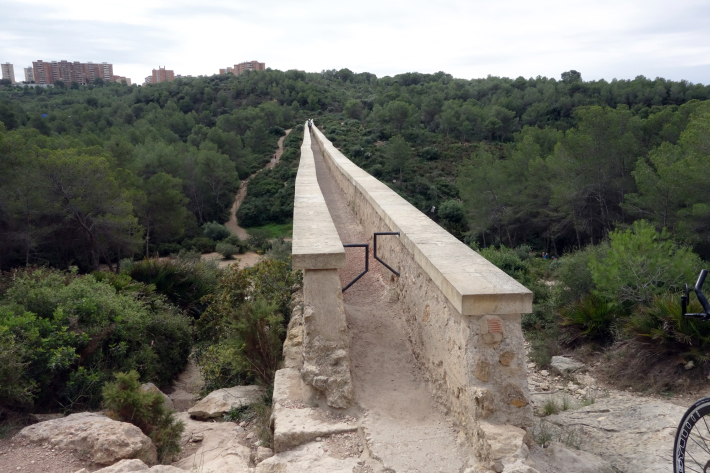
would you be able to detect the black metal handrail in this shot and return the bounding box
[342,244,368,292]
[374,232,400,277]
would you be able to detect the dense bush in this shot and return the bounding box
[215,243,240,259]
[103,370,184,464]
[246,229,272,252]
[265,239,292,269]
[589,221,701,305]
[196,259,301,390]
[202,221,231,241]
[0,326,35,407]
[0,268,192,409]
[127,258,221,318]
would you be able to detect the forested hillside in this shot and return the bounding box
[2,69,709,270]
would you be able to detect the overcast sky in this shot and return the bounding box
[1,0,709,85]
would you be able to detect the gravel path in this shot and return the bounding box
[225,129,291,240]
[311,139,470,472]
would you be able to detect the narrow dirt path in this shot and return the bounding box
[225,129,291,239]
[311,140,469,472]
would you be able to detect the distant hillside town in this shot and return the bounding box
[1,59,268,87]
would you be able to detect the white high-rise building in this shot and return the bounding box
[1,63,15,84]
[24,67,34,82]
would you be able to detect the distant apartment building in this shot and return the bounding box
[24,67,34,83]
[151,67,175,84]
[1,63,16,83]
[113,75,132,86]
[234,61,265,75]
[31,60,114,85]
[219,67,235,75]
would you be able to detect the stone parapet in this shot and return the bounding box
[311,124,534,461]
[292,126,345,270]
[291,125,354,409]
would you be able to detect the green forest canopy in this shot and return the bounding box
[1,68,710,271]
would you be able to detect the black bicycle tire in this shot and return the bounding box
[674,396,710,473]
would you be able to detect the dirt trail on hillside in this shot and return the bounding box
[311,140,469,472]
[225,129,291,240]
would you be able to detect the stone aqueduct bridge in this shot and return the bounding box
[289,123,533,462]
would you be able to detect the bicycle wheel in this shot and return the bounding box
[674,396,710,473]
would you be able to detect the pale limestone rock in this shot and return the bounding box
[16,412,157,465]
[91,459,149,472]
[550,356,586,375]
[255,446,274,464]
[543,442,614,473]
[187,385,263,419]
[173,412,251,473]
[479,423,526,461]
[255,441,359,473]
[141,383,174,410]
[545,394,685,472]
[283,293,304,369]
[273,407,357,453]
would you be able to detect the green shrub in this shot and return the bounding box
[223,234,248,253]
[216,242,240,259]
[247,229,272,252]
[554,243,608,305]
[265,239,292,268]
[0,326,35,407]
[128,258,221,318]
[202,221,231,241]
[103,371,184,464]
[559,294,619,344]
[196,259,301,387]
[627,292,710,364]
[189,237,217,253]
[157,243,182,256]
[590,221,701,305]
[420,146,440,160]
[0,268,192,409]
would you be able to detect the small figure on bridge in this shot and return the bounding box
[308,119,312,131]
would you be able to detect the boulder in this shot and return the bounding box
[255,446,274,464]
[173,412,251,472]
[89,463,186,473]
[479,423,526,460]
[187,385,264,419]
[255,441,359,473]
[90,459,149,472]
[545,393,685,472]
[544,442,614,473]
[550,356,586,375]
[17,412,157,465]
[141,383,174,410]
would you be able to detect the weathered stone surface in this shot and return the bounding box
[301,270,355,409]
[273,407,357,453]
[479,423,526,461]
[543,442,614,473]
[187,385,263,419]
[16,412,157,465]
[545,394,684,472]
[173,412,251,472]
[311,124,533,448]
[141,383,174,410]
[255,446,274,464]
[283,290,304,369]
[550,356,586,375]
[255,441,359,473]
[91,459,149,472]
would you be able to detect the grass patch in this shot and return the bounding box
[245,222,293,239]
[541,399,559,416]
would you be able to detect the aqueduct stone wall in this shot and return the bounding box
[309,124,534,458]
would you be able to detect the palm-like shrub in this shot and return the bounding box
[103,370,184,464]
[560,294,619,344]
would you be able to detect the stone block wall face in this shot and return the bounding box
[291,125,354,409]
[300,269,354,409]
[312,128,533,452]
